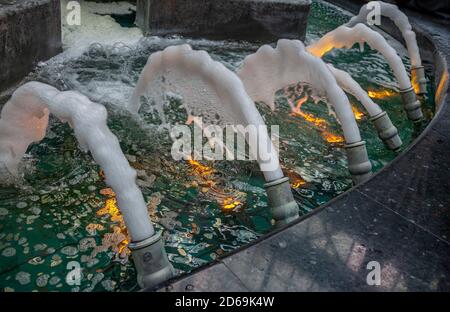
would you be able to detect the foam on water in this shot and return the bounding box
[61,0,142,58]
[327,64,383,117]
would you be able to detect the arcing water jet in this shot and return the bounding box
[130,44,299,227]
[346,1,427,94]
[327,64,402,150]
[307,23,423,122]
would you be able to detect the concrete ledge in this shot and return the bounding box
[136,0,312,41]
[153,1,450,292]
[0,0,61,90]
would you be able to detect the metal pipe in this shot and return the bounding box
[345,141,372,184]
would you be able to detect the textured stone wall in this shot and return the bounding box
[0,0,62,91]
[136,0,311,41]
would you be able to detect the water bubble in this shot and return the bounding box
[101,279,116,291]
[26,215,39,224]
[16,202,28,209]
[36,274,50,287]
[49,276,61,286]
[15,272,31,285]
[0,208,8,216]
[1,247,16,257]
[46,247,56,254]
[61,246,78,256]
[86,258,99,268]
[34,244,47,252]
[31,207,41,215]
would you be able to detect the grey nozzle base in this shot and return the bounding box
[370,111,402,151]
[264,177,299,227]
[345,141,372,184]
[400,87,423,122]
[129,231,175,289]
[411,66,427,95]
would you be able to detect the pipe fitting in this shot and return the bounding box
[264,177,299,227]
[129,231,175,289]
[411,66,427,95]
[345,141,372,184]
[370,111,402,151]
[400,87,423,122]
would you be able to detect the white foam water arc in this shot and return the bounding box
[307,23,412,91]
[327,63,402,151]
[237,39,362,145]
[327,64,383,118]
[129,44,284,182]
[346,1,422,69]
[0,82,154,242]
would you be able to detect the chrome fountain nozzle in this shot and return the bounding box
[411,66,427,95]
[400,86,423,122]
[345,141,372,184]
[264,177,299,227]
[370,111,402,151]
[129,231,175,289]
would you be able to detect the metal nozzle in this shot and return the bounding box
[129,231,175,289]
[264,177,299,227]
[400,86,423,122]
[345,141,372,184]
[370,111,402,151]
